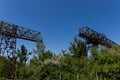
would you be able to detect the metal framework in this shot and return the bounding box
[0,21,42,79]
[78,26,120,53]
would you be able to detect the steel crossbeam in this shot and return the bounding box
[78,26,120,50]
[0,20,42,79]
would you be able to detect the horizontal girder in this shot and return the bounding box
[78,26,120,49]
[0,20,43,79]
[0,21,41,42]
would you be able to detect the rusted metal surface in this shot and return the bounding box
[0,21,41,42]
[78,26,120,49]
[0,20,42,79]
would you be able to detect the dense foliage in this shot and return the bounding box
[0,37,120,80]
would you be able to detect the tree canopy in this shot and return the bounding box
[0,37,120,80]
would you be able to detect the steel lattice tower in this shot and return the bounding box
[78,26,120,55]
[0,21,42,79]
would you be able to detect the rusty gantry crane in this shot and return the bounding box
[0,21,42,79]
[78,26,120,55]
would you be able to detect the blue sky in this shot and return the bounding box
[0,0,120,53]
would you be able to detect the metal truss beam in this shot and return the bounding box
[0,20,42,79]
[0,21,41,42]
[78,26,120,50]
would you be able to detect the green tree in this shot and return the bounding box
[0,56,10,79]
[69,37,87,57]
[33,41,45,57]
[17,45,29,65]
[38,50,53,63]
[15,45,30,79]
[62,54,90,80]
[89,46,120,80]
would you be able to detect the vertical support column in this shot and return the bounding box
[0,35,16,79]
